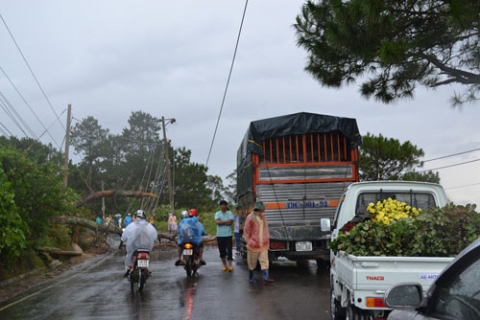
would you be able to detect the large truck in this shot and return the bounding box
[327,181,452,320]
[236,112,362,267]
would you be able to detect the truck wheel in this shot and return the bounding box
[268,251,275,269]
[241,249,247,259]
[346,302,363,320]
[330,289,346,320]
[316,259,330,269]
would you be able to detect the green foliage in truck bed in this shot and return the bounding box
[331,203,480,257]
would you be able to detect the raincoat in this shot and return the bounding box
[124,214,133,227]
[121,218,158,268]
[177,217,206,245]
[168,213,178,231]
[243,211,270,253]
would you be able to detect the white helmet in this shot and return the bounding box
[135,209,146,219]
[180,210,189,219]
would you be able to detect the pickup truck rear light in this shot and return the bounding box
[270,241,287,250]
[366,297,386,308]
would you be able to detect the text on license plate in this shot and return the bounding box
[137,259,149,268]
[184,249,193,255]
[295,241,312,252]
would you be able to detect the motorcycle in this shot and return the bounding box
[182,242,201,277]
[128,249,150,292]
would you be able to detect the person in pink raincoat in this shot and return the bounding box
[243,201,274,285]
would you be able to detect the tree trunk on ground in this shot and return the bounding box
[52,216,215,243]
[75,190,158,206]
[54,216,123,235]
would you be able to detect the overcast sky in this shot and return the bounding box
[1,1,480,206]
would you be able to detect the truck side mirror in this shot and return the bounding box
[320,218,330,232]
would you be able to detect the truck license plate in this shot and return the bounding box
[137,259,149,268]
[296,241,312,252]
[184,249,193,255]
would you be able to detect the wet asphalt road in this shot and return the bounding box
[0,244,331,319]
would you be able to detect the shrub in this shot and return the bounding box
[331,202,480,257]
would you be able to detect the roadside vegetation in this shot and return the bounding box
[0,112,236,280]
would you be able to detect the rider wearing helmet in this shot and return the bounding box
[121,209,158,277]
[181,210,189,219]
[175,208,207,266]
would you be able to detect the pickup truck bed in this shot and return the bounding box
[335,252,454,310]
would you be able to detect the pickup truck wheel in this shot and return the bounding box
[346,302,361,320]
[330,289,346,320]
[346,302,369,320]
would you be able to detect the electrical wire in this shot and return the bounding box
[0,94,31,137]
[445,182,480,190]
[0,121,13,136]
[0,14,66,137]
[0,67,60,148]
[418,149,480,192]
[36,109,66,141]
[206,0,249,166]
[419,158,480,172]
[0,91,38,138]
[423,147,480,163]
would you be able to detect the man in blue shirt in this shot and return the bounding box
[215,200,234,272]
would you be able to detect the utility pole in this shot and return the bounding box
[161,116,175,214]
[63,104,72,188]
[102,180,106,221]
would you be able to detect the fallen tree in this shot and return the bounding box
[75,190,157,206]
[52,216,216,244]
[53,216,122,235]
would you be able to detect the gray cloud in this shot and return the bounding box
[1,0,480,206]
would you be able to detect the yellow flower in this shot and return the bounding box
[366,198,422,225]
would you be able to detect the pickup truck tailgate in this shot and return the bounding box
[336,252,454,292]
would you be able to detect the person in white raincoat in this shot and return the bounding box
[121,209,158,276]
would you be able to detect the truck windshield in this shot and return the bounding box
[355,192,437,215]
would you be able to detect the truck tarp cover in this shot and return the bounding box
[237,112,361,166]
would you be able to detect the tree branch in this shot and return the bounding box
[421,53,480,84]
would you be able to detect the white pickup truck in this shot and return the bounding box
[324,181,452,320]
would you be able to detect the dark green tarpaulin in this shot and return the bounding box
[237,112,362,169]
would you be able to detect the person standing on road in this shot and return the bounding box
[234,206,242,255]
[243,201,274,285]
[121,209,158,277]
[168,212,178,235]
[215,200,234,272]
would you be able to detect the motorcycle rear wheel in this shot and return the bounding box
[185,258,192,277]
[138,270,146,291]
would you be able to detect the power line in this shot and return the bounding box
[423,147,480,162]
[0,67,61,148]
[0,90,37,138]
[445,182,480,190]
[0,121,13,136]
[0,14,66,136]
[0,93,32,137]
[206,0,249,166]
[37,109,66,141]
[420,158,480,172]
[422,148,480,192]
